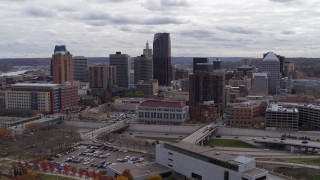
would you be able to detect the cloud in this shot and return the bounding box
[216,26,259,35]
[143,0,189,11]
[269,0,296,2]
[281,30,296,35]
[161,0,189,6]
[179,30,214,38]
[23,7,55,17]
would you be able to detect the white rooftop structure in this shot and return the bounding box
[263,52,279,61]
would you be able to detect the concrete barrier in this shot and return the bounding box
[127,124,201,134]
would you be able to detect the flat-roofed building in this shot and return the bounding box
[138,100,189,124]
[114,97,148,111]
[135,79,159,96]
[252,73,268,95]
[298,104,320,130]
[156,142,268,180]
[266,103,299,130]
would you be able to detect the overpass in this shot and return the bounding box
[254,137,320,153]
[81,120,129,141]
[182,123,218,145]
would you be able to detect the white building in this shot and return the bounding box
[252,73,268,95]
[138,100,189,124]
[261,52,280,94]
[156,142,268,180]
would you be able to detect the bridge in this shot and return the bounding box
[254,137,320,153]
[81,120,129,141]
[182,123,218,145]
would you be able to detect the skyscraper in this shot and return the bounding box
[213,58,221,70]
[110,52,130,88]
[153,33,172,86]
[193,57,210,73]
[189,71,225,113]
[73,56,88,82]
[134,42,153,84]
[261,52,280,94]
[88,64,117,89]
[51,45,73,84]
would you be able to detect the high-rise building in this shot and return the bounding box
[213,58,221,70]
[153,33,172,86]
[284,61,295,77]
[110,52,130,88]
[263,52,285,78]
[88,64,117,89]
[189,71,225,114]
[252,73,268,95]
[134,42,153,84]
[193,57,209,73]
[73,56,88,82]
[51,45,73,84]
[261,52,280,94]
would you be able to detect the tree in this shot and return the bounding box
[147,174,162,180]
[0,128,10,139]
[116,176,129,180]
[121,169,134,180]
[300,122,311,131]
[25,123,38,133]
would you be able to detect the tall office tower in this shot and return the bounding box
[88,64,117,89]
[110,52,130,88]
[263,53,285,78]
[189,71,225,113]
[193,57,208,73]
[51,45,73,84]
[153,33,172,86]
[213,58,221,70]
[143,41,152,59]
[73,56,88,82]
[261,52,280,94]
[284,61,295,77]
[252,73,268,95]
[134,42,153,84]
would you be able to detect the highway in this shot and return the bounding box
[182,123,218,144]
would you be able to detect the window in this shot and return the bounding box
[168,158,173,161]
[191,173,202,180]
[168,152,173,155]
[255,176,267,180]
[224,171,229,180]
[168,164,173,167]
[242,178,249,180]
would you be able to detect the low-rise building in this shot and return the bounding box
[114,98,148,111]
[297,104,320,130]
[227,97,267,127]
[135,79,159,96]
[266,103,299,130]
[138,100,189,124]
[189,101,220,123]
[156,142,268,180]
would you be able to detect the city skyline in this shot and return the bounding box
[0,0,320,58]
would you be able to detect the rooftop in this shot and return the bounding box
[267,103,298,113]
[13,83,60,88]
[140,100,186,108]
[263,52,279,62]
[109,162,170,178]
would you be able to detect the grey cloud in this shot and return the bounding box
[23,7,55,17]
[216,26,259,35]
[179,30,214,38]
[82,12,184,26]
[281,30,296,35]
[161,0,189,6]
[269,0,296,2]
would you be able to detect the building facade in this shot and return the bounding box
[156,142,268,180]
[265,103,299,130]
[88,64,117,89]
[189,71,225,113]
[261,52,280,94]
[134,55,153,84]
[51,45,74,84]
[73,56,88,82]
[138,100,189,124]
[153,33,172,86]
[213,58,221,70]
[4,83,78,114]
[252,73,268,95]
[110,52,130,88]
[135,79,159,96]
[297,104,320,130]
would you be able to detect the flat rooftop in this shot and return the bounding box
[109,162,170,177]
[13,83,60,88]
[243,168,268,177]
[267,103,298,113]
[166,141,246,166]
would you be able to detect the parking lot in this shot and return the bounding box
[48,143,148,171]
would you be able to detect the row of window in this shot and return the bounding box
[140,108,183,112]
[139,112,184,119]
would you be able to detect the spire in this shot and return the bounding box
[146,41,149,49]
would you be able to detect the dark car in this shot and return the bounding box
[302,140,308,144]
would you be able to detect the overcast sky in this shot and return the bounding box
[0,0,319,58]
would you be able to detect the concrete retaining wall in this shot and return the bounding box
[128,123,202,134]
